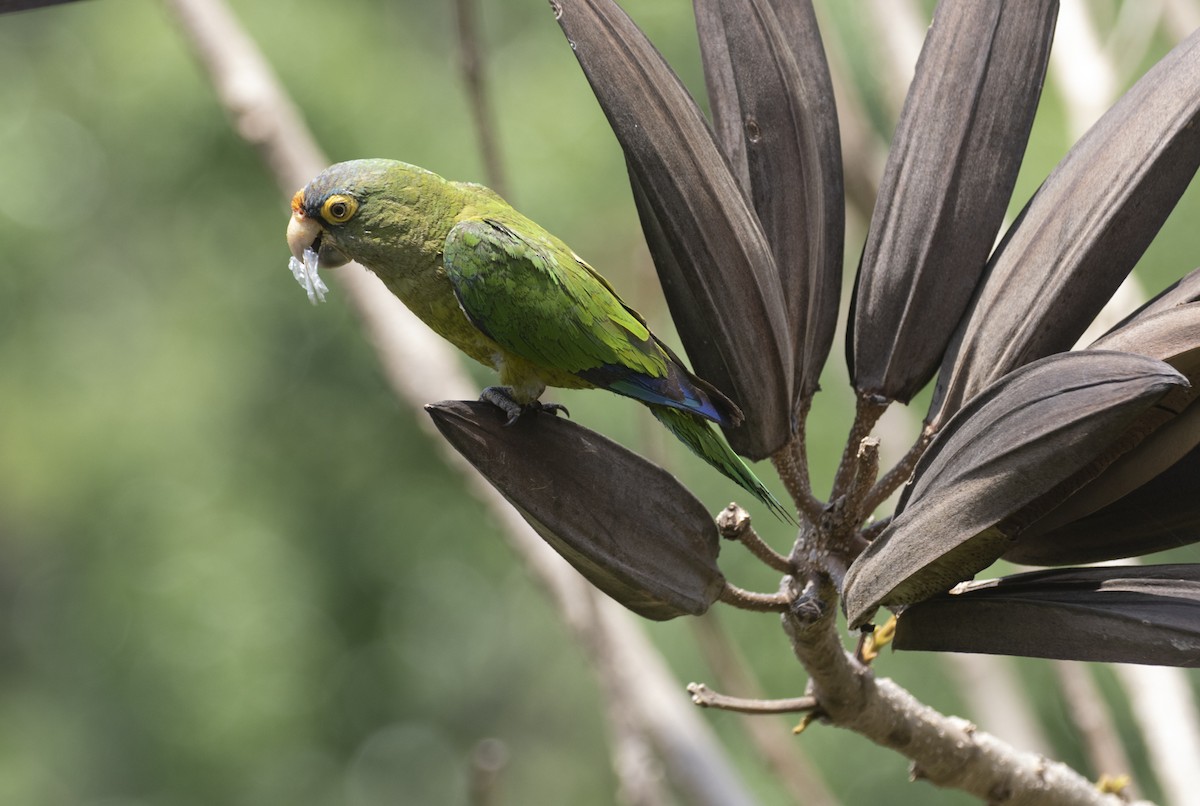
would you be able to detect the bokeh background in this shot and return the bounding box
[1,1,1198,803]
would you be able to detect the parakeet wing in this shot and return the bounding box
[443,217,737,423]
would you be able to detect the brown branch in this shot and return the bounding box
[830,392,888,500]
[863,423,934,515]
[860,515,891,542]
[769,401,825,523]
[716,503,793,573]
[843,436,880,527]
[578,589,672,806]
[782,574,1143,805]
[719,582,790,612]
[164,2,756,804]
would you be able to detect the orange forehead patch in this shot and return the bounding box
[291,189,305,216]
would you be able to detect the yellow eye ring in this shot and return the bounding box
[321,194,358,224]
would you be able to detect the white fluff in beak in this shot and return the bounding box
[288,246,329,305]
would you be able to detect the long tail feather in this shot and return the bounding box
[649,405,795,524]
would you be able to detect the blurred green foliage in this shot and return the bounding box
[0,1,1196,804]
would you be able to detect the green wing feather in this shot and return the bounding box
[442,216,793,523]
[443,216,667,379]
[443,217,742,424]
[650,407,795,523]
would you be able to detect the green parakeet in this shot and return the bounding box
[286,159,791,521]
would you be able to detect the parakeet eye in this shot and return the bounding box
[321,194,358,224]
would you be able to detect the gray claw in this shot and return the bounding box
[480,387,569,425]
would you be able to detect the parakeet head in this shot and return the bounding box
[286,158,446,270]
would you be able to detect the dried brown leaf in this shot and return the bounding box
[426,400,725,620]
[894,565,1200,667]
[1005,447,1200,565]
[555,0,793,459]
[849,0,1056,403]
[930,27,1200,425]
[694,0,844,402]
[844,351,1188,628]
[1006,304,1200,563]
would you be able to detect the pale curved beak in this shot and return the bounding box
[286,212,321,260]
[287,210,351,268]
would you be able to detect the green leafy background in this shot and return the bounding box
[0,1,1196,804]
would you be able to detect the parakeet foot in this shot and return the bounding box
[480,386,570,426]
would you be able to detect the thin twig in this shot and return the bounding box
[688,683,819,715]
[719,582,790,612]
[689,612,838,806]
[843,436,880,527]
[859,516,890,542]
[716,503,793,573]
[769,402,825,523]
[830,393,888,501]
[862,424,933,515]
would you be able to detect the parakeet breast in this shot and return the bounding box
[349,177,592,394]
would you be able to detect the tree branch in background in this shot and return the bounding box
[1114,662,1200,806]
[1053,661,1140,801]
[163,0,756,803]
[452,0,509,197]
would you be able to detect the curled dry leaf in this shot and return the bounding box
[843,351,1188,629]
[426,400,725,620]
[930,26,1200,426]
[1007,447,1200,566]
[555,0,793,459]
[893,565,1200,667]
[694,0,843,404]
[849,0,1056,403]
[1006,303,1200,563]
